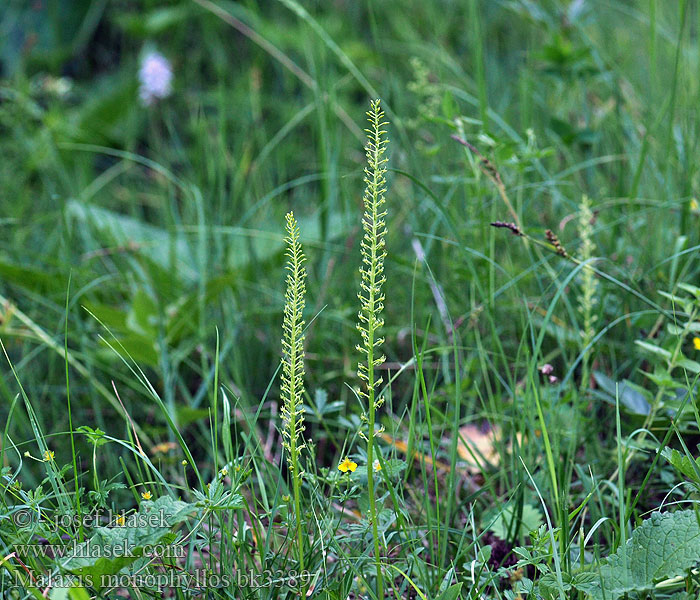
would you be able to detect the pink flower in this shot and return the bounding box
[539,364,554,376]
[139,50,172,106]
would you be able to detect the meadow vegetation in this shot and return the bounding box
[2,1,700,598]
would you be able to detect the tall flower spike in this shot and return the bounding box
[577,194,598,389]
[357,98,389,600]
[281,211,307,463]
[280,211,308,572]
[357,99,389,425]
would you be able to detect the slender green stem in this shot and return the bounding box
[64,273,83,539]
[366,303,382,599]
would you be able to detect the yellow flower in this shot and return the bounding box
[43,450,55,462]
[373,459,381,472]
[219,467,228,478]
[690,198,699,212]
[338,457,358,473]
[141,490,152,501]
[693,337,700,351]
[115,514,126,526]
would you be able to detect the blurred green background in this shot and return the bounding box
[1,0,699,480]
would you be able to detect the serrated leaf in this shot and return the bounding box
[537,572,571,598]
[589,510,700,600]
[661,447,700,487]
[571,571,599,594]
[76,426,109,448]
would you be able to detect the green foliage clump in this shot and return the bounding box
[3,2,700,599]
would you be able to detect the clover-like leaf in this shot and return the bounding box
[76,426,109,448]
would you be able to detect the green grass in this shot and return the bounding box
[1,0,700,598]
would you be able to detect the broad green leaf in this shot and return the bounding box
[99,332,158,366]
[658,291,694,314]
[435,583,462,600]
[589,510,700,600]
[50,587,90,600]
[592,372,651,415]
[666,323,685,336]
[50,589,68,600]
[68,588,91,600]
[175,406,211,426]
[67,201,352,284]
[635,340,671,360]
[570,571,599,594]
[486,503,543,540]
[677,283,700,298]
[676,356,700,374]
[60,496,197,589]
[66,200,198,283]
[117,5,195,36]
[125,290,158,338]
[531,315,581,343]
[641,367,677,388]
[0,260,61,295]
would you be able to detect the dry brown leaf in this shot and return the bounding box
[457,423,503,471]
